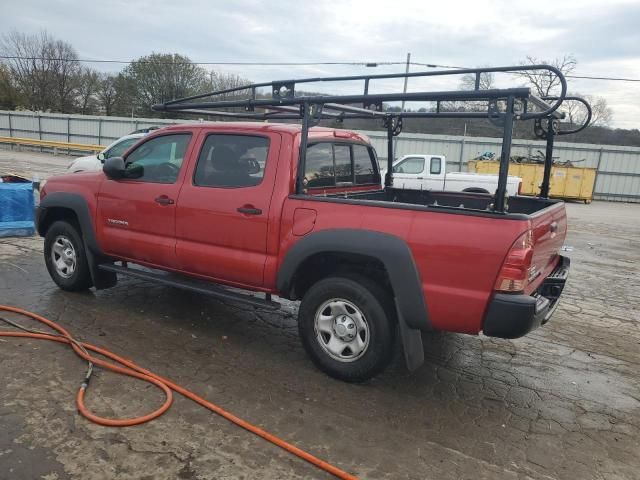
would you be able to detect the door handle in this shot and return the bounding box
[237,206,262,215]
[155,195,175,206]
[549,221,558,233]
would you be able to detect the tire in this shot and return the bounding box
[44,220,93,291]
[298,275,395,382]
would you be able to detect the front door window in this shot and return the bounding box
[125,134,191,184]
[393,157,425,174]
[104,137,139,159]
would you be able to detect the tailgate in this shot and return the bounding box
[525,202,567,294]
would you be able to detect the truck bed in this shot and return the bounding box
[297,185,567,335]
[323,188,560,217]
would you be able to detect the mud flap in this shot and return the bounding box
[85,249,117,290]
[397,307,424,371]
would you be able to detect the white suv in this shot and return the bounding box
[67,130,157,173]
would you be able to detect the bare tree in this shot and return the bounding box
[49,37,81,112]
[206,71,252,116]
[208,70,250,94]
[441,70,495,113]
[517,55,576,97]
[96,73,117,115]
[75,67,100,114]
[459,71,495,91]
[517,55,613,128]
[0,30,81,112]
[562,94,613,127]
[585,95,613,127]
[1,31,52,110]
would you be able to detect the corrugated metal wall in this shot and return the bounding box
[1,110,639,202]
[353,131,640,202]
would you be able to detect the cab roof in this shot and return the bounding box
[160,122,371,144]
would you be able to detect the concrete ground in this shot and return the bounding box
[1,149,639,479]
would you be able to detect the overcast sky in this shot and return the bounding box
[2,0,639,128]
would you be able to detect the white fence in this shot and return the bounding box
[1,109,639,202]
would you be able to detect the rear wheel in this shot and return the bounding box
[298,275,395,382]
[44,220,93,291]
[463,187,490,194]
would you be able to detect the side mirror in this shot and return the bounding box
[97,152,106,162]
[103,156,126,180]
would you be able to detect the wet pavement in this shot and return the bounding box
[1,149,639,479]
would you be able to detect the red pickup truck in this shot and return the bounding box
[36,121,570,382]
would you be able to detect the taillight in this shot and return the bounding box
[495,229,534,293]
[517,180,522,196]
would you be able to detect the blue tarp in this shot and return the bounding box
[0,182,35,237]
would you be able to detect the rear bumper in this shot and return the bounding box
[483,255,570,339]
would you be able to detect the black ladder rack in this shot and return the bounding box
[152,64,591,213]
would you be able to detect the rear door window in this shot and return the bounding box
[193,134,269,188]
[430,157,442,175]
[305,142,379,188]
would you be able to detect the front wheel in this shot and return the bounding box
[298,275,395,382]
[44,220,93,291]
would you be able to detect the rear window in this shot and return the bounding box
[305,143,335,187]
[353,145,377,184]
[305,142,379,188]
[334,145,352,184]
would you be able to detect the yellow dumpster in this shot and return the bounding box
[467,160,596,203]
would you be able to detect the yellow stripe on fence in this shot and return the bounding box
[0,136,105,153]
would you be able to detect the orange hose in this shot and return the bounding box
[0,305,358,480]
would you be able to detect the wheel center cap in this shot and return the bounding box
[334,315,356,341]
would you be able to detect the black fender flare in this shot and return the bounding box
[37,192,116,289]
[277,229,429,370]
[37,192,101,253]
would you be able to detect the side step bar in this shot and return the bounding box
[98,263,280,310]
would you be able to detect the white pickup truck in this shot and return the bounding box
[386,155,522,196]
